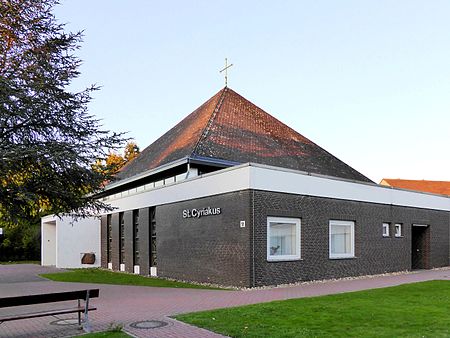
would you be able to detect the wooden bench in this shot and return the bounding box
[0,289,99,332]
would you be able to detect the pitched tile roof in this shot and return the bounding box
[380,179,450,195]
[117,87,372,183]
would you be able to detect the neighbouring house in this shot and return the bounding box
[42,87,450,287]
[380,179,450,196]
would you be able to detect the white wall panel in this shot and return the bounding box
[105,163,449,213]
[53,216,101,268]
[249,165,450,211]
[107,165,251,212]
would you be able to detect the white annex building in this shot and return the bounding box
[41,216,101,268]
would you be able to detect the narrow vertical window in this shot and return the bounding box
[106,214,112,265]
[150,207,157,267]
[119,212,125,265]
[133,210,140,266]
[329,220,355,259]
[382,223,390,237]
[267,217,301,261]
[395,223,402,237]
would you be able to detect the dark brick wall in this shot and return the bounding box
[156,190,252,287]
[100,208,151,275]
[252,190,450,287]
[100,215,107,268]
[124,211,134,273]
[139,208,150,276]
[111,213,120,270]
[99,187,449,288]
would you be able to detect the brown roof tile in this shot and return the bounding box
[116,87,372,183]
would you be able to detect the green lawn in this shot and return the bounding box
[41,268,225,290]
[176,280,450,338]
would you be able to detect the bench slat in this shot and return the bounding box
[0,289,99,308]
[0,306,97,322]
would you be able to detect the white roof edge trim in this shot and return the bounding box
[247,162,377,186]
[103,165,252,214]
[106,160,375,195]
[103,157,447,200]
[41,215,57,222]
[42,162,449,220]
[97,162,449,215]
[246,162,450,199]
[248,165,450,211]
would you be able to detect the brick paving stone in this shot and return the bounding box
[0,265,449,337]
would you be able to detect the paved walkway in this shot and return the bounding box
[0,264,63,284]
[1,265,450,337]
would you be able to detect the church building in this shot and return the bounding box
[42,87,450,287]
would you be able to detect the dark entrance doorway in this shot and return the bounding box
[411,225,430,270]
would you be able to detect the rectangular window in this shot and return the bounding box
[395,223,402,237]
[329,220,355,259]
[267,217,301,261]
[164,176,175,184]
[382,223,390,237]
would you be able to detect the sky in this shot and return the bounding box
[54,1,450,183]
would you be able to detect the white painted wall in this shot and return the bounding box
[105,165,251,213]
[104,163,450,214]
[56,216,101,268]
[41,221,56,266]
[41,215,101,268]
[248,164,450,211]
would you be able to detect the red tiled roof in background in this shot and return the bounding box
[117,87,372,183]
[380,179,450,195]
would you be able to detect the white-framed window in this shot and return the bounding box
[267,217,301,261]
[329,220,355,259]
[382,223,390,237]
[395,223,402,237]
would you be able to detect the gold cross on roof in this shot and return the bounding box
[219,58,233,87]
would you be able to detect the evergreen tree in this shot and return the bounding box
[0,0,126,225]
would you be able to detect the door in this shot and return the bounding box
[42,221,57,266]
[411,224,430,270]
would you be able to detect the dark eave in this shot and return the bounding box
[96,155,236,198]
